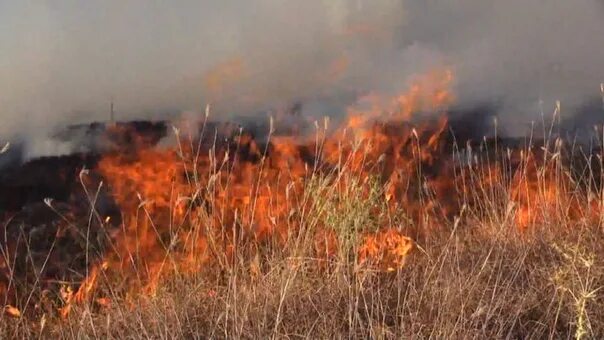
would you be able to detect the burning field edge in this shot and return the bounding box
[2,70,604,338]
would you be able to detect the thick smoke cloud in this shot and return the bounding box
[403,0,604,133]
[1,0,604,157]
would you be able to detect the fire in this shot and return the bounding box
[96,147,207,294]
[359,229,414,272]
[72,68,456,302]
[344,67,454,131]
[3,66,602,317]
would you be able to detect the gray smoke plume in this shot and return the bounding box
[1,0,603,157]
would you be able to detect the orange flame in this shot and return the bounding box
[58,66,601,311]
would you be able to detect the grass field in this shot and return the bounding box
[2,111,604,339]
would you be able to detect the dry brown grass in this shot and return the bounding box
[4,222,604,339]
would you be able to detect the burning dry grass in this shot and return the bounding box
[2,71,604,338]
[2,124,604,339]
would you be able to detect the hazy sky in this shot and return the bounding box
[2,0,604,152]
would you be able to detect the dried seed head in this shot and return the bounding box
[0,142,9,154]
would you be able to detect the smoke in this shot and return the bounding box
[403,0,604,134]
[1,0,604,155]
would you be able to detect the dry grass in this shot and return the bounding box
[5,221,604,339]
[2,116,604,339]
